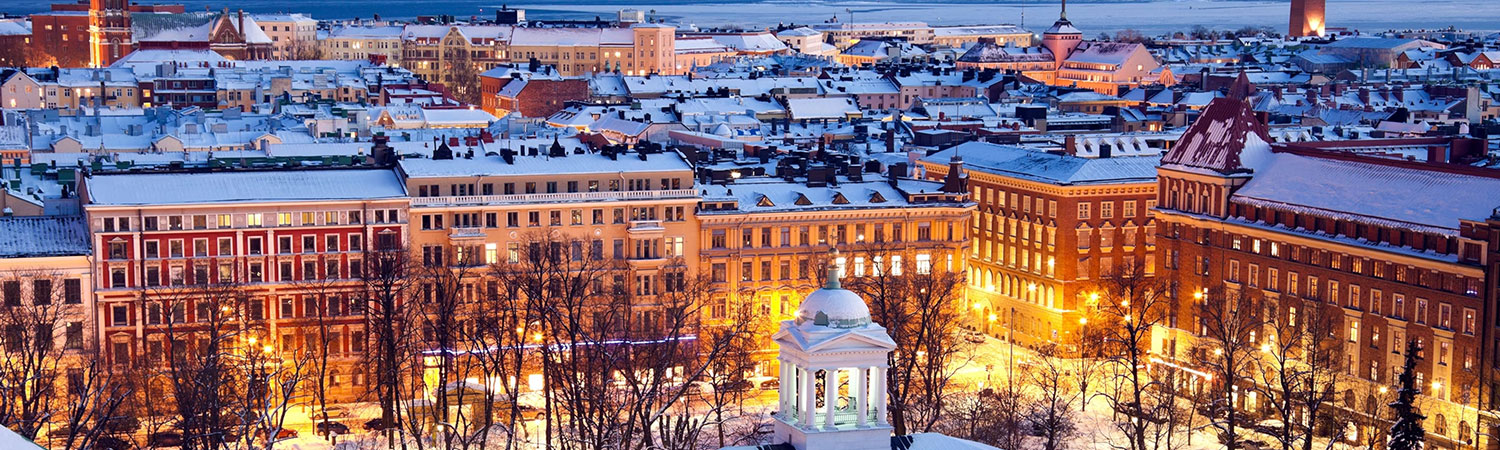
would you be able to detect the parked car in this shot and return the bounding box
[255,427,297,442]
[313,405,351,419]
[719,378,756,392]
[364,417,401,431]
[757,378,780,391]
[92,436,133,450]
[682,380,714,396]
[316,421,351,436]
[103,416,141,434]
[147,431,183,448]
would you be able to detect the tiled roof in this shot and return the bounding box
[1160,98,1271,174]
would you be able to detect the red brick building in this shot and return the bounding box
[921,142,1159,348]
[479,67,590,118]
[30,0,185,67]
[81,169,409,401]
[1153,97,1497,449]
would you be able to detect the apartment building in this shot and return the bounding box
[254,14,319,59]
[81,169,409,401]
[696,166,973,341]
[0,216,95,394]
[508,24,678,77]
[920,142,1158,347]
[1153,97,1496,449]
[322,26,405,63]
[398,140,701,321]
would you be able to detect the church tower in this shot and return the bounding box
[1289,0,1326,37]
[1040,0,1082,70]
[89,0,132,67]
[771,252,896,450]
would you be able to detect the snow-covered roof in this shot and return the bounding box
[0,216,91,259]
[786,97,861,120]
[399,147,691,178]
[1066,42,1145,66]
[0,425,41,449]
[925,141,1159,186]
[1160,98,1271,174]
[86,169,407,206]
[699,178,955,214]
[1232,154,1500,234]
[422,108,496,126]
[0,20,30,36]
[707,33,789,53]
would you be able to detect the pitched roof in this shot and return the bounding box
[0,216,90,258]
[1160,98,1271,174]
[923,142,1159,186]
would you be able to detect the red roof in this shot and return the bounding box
[1160,97,1270,174]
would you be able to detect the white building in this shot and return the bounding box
[770,257,896,450]
[255,14,320,59]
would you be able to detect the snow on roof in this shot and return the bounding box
[957,43,1053,63]
[707,33,788,53]
[933,25,1027,37]
[0,425,41,449]
[1321,37,1440,50]
[1066,42,1145,66]
[227,14,274,44]
[86,169,407,206]
[510,27,632,47]
[1043,18,1082,35]
[422,109,496,126]
[0,20,30,36]
[1232,153,1500,234]
[776,27,821,37]
[699,178,953,214]
[1160,98,1271,174]
[786,97,860,120]
[924,141,1159,185]
[132,12,215,42]
[110,49,228,70]
[904,433,1001,450]
[398,148,692,178]
[676,37,735,54]
[328,25,405,39]
[0,216,90,258]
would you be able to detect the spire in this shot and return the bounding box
[1060,0,1067,20]
[825,248,841,289]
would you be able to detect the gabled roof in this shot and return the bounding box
[1160,97,1272,174]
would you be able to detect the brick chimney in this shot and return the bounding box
[1063,135,1077,156]
[238,9,245,39]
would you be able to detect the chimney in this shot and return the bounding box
[238,9,245,39]
[1063,135,1077,156]
[940,155,966,194]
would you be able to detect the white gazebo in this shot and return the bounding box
[771,256,897,450]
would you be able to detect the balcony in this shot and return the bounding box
[627,220,665,237]
[410,189,699,207]
[449,227,485,240]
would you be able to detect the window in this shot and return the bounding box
[1463,308,1476,335]
[1415,298,1428,324]
[1077,202,1091,220]
[64,279,81,304]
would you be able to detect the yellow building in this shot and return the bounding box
[695,172,973,340]
[508,24,679,77]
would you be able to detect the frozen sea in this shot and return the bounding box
[0,0,1495,35]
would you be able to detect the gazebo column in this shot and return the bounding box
[801,366,816,428]
[823,367,838,429]
[855,366,869,427]
[874,366,888,425]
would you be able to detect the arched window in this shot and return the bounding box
[1434,414,1448,435]
[329,368,341,387]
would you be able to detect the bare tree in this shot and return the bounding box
[842,245,971,436]
[146,281,254,450]
[1256,300,1347,450]
[1092,263,1175,450]
[357,245,422,448]
[285,39,326,60]
[1193,287,1264,450]
[0,271,74,440]
[1029,343,1080,450]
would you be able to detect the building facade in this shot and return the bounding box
[921,142,1158,348]
[81,169,409,401]
[1153,97,1497,449]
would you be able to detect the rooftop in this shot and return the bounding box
[86,169,407,206]
[0,216,91,258]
